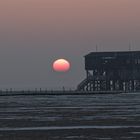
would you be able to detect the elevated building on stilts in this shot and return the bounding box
[77,51,140,92]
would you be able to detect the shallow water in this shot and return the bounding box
[0,92,140,139]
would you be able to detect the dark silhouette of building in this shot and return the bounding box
[77,51,140,92]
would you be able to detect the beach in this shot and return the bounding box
[0,93,140,139]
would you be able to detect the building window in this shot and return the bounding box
[135,59,138,64]
[138,59,140,64]
[127,60,130,64]
[135,59,140,64]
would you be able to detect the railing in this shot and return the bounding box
[77,77,92,91]
[0,90,123,96]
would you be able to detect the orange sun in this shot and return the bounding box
[53,59,70,72]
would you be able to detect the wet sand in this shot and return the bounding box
[0,127,140,140]
[0,93,140,139]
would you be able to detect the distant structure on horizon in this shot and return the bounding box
[77,51,140,92]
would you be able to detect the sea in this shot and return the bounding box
[0,92,140,140]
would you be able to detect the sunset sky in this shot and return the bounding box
[0,0,140,89]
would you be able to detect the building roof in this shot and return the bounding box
[85,50,140,57]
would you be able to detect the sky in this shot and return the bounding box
[0,0,140,90]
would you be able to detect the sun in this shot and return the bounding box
[53,59,70,72]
